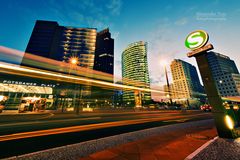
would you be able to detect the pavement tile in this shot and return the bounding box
[140,153,158,160]
[121,143,140,154]
[120,153,140,160]
[79,157,95,160]
[108,147,125,154]
[89,150,118,160]
[137,147,152,154]
[110,155,129,160]
[154,152,171,160]
[80,124,217,160]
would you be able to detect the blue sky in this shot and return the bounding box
[1,0,240,89]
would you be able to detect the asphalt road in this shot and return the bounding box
[0,110,212,159]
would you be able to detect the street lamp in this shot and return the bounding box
[69,57,78,65]
[68,56,80,114]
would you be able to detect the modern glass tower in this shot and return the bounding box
[25,20,97,69]
[23,20,97,107]
[122,41,151,107]
[92,28,114,105]
[94,28,114,75]
[206,51,240,96]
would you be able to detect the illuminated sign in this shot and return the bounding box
[2,80,56,87]
[185,30,209,50]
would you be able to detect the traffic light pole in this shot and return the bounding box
[188,44,239,138]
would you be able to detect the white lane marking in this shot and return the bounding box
[185,136,218,160]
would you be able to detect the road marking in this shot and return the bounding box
[185,136,218,160]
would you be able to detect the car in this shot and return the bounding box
[18,100,30,113]
[0,105,4,113]
[200,104,212,112]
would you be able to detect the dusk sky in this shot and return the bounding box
[1,0,240,88]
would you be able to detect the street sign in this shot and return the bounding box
[185,30,209,50]
[186,30,240,138]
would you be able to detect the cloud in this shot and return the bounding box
[106,0,122,15]
[114,60,122,82]
[44,0,116,29]
[112,31,120,39]
[175,18,188,26]
[145,18,186,87]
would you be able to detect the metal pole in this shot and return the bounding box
[192,51,238,138]
[165,66,173,105]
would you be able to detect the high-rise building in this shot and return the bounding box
[94,28,114,75]
[91,28,114,105]
[24,20,116,106]
[207,51,240,96]
[170,59,203,100]
[25,20,97,69]
[122,41,151,107]
[24,20,98,103]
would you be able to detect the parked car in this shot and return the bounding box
[18,100,30,113]
[200,104,212,112]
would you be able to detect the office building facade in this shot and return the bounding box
[25,20,97,69]
[23,20,117,108]
[122,41,151,107]
[22,20,99,109]
[91,28,114,105]
[170,59,203,100]
[94,28,114,75]
[207,52,240,97]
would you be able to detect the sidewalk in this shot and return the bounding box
[192,137,240,160]
[80,124,217,160]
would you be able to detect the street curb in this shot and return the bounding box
[185,136,219,160]
[5,119,214,160]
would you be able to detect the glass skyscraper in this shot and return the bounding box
[25,20,97,69]
[94,28,114,75]
[206,51,240,97]
[122,41,151,107]
[92,28,114,106]
[23,20,99,108]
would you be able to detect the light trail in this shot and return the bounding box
[0,116,102,128]
[0,112,209,142]
[0,112,180,128]
[0,45,200,96]
[0,61,165,94]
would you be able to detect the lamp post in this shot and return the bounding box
[69,57,80,114]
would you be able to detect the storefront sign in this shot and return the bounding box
[2,80,56,87]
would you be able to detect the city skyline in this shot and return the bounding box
[1,0,240,88]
